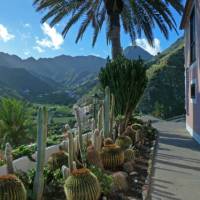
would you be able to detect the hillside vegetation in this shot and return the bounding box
[138,38,184,119]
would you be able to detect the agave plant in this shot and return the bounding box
[33,0,183,59]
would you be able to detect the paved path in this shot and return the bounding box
[145,116,200,200]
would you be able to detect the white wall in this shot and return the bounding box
[0,132,92,176]
[0,144,60,176]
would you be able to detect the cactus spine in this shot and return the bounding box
[33,107,48,200]
[104,86,110,138]
[0,175,27,200]
[5,143,14,174]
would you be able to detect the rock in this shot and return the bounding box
[129,171,138,176]
[112,171,129,192]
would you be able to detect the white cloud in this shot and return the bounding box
[135,38,161,56]
[24,51,30,56]
[91,53,101,57]
[0,24,15,42]
[33,46,45,53]
[36,23,64,50]
[24,23,31,28]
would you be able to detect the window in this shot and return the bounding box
[190,8,196,64]
[191,83,196,99]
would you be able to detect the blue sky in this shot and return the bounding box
[0,0,184,59]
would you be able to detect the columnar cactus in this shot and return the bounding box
[0,175,27,200]
[33,107,48,200]
[93,94,99,129]
[115,135,132,150]
[64,168,100,200]
[5,143,14,174]
[104,86,110,138]
[62,165,70,180]
[74,105,86,166]
[92,129,102,152]
[87,145,103,169]
[68,132,74,173]
[97,104,103,131]
[110,94,115,138]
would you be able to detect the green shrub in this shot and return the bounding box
[0,98,34,148]
[89,166,113,196]
[12,145,36,161]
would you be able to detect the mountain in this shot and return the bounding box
[0,80,22,99]
[0,66,74,104]
[0,66,54,95]
[0,52,106,84]
[123,45,153,60]
[0,46,154,104]
[138,37,185,119]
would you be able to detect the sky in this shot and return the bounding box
[0,0,185,59]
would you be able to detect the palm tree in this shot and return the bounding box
[33,0,183,59]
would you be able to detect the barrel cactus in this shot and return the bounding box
[124,149,136,162]
[101,144,124,170]
[48,151,68,170]
[124,125,136,144]
[0,175,26,200]
[103,137,114,146]
[115,135,132,150]
[64,168,100,200]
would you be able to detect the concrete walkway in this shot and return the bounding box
[147,117,200,200]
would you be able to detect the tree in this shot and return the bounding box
[33,0,183,59]
[99,56,147,128]
[0,98,31,148]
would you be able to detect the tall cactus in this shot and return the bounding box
[5,143,14,174]
[97,105,103,132]
[104,86,110,138]
[74,105,86,166]
[110,94,115,138]
[92,129,102,152]
[33,107,48,200]
[93,93,98,129]
[68,132,74,173]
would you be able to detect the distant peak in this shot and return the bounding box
[123,45,153,61]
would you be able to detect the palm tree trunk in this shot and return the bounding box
[110,13,122,59]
